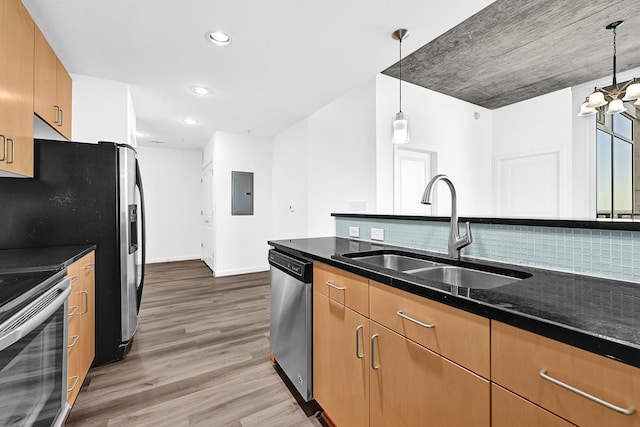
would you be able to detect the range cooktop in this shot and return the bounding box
[0,269,65,326]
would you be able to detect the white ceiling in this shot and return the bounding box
[22,0,494,150]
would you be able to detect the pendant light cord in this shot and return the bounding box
[612,25,618,87]
[399,37,403,112]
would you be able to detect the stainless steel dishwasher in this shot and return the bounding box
[268,249,313,402]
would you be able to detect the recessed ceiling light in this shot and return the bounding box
[136,131,147,137]
[206,31,231,46]
[182,118,198,125]
[190,86,211,95]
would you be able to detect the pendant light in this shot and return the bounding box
[578,20,640,116]
[392,29,410,144]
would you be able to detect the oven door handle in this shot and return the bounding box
[0,280,71,352]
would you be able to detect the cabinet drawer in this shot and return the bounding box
[313,263,368,316]
[492,321,639,427]
[369,281,490,378]
[492,384,575,427]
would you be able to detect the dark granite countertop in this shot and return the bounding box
[332,212,640,231]
[0,245,96,274]
[268,237,640,368]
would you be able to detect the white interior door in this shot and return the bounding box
[496,151,560,217]
[201,163,215,273]
[394,148,436,215]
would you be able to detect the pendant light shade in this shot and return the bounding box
[622,82,640,101]
[578,98,597,116]
[391,28,410,144]
[587,90,607,108]
[606,98,625,114]
[392,112,409,144]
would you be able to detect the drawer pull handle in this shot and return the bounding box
[355,325,364,359]
[68,335,80,348]
[371,334,379,370]
[325,281,345,291]
[539,369,635,415]
[67,375,80,393]
[70,276,79,284]
[397,310,435,329]
[68,305,79,317]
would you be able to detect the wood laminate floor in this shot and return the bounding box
[65,260,324,427]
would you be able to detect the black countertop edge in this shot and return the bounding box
[268,239,640,369]
[331,213,640,231]
[0,245,96,274]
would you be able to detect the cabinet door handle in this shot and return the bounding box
[539,369,635,415]
[81,290,89,315]
[68,305,79,317]
[0,135,5,161]
[59,108,64,127]
[67,375,80,393]
[84,263,95,269]
[53,105,60,124]
[70,276,79,284]
[6,139,14,164]
[397,310,435,329]
[371,334,379,370]
[325,281,345,291]
[68,335,80,348]
[355,325,364,359]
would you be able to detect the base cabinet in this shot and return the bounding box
[369,322,490,427]
[313,291,369,427]
[66,251,95,406]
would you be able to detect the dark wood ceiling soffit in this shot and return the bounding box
[382,0,640,110]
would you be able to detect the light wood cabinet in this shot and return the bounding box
[369,322,490,427]
[369,280,490,378]
[0,0,34,177]
[34,25,72,140]
[492,321,639,427]
[66,251,95,406]
[314,263,368,316]
[313,291,369,427]
[492,384,575,427]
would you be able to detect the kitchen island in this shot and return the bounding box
[269,236,639,427]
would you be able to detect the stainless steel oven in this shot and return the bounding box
[0,271,70,427]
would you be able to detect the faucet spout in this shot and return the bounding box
[420,174,472,260]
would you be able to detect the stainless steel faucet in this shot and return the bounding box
[420,174,472,260]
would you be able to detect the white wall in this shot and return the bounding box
[137,146,202,263]
[205,131,273,276]
[271,119,309,240]
[306,78,378,236]
[375,74,494,217]
[70,73,134,144]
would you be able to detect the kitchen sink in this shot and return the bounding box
[344,250,530,291]
[411,265,522,289]
[345,253,441,272]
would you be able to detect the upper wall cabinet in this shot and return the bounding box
[34,25,72,140]
[0,0,35,177]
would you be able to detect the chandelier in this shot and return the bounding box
[578,20,640,117]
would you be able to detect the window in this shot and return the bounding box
[596,110,635,219]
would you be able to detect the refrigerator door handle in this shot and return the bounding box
[135,160,146,313]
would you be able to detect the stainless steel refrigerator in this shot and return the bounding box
[0,138,146,366]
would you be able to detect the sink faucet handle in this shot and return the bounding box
[464,222,472,244]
